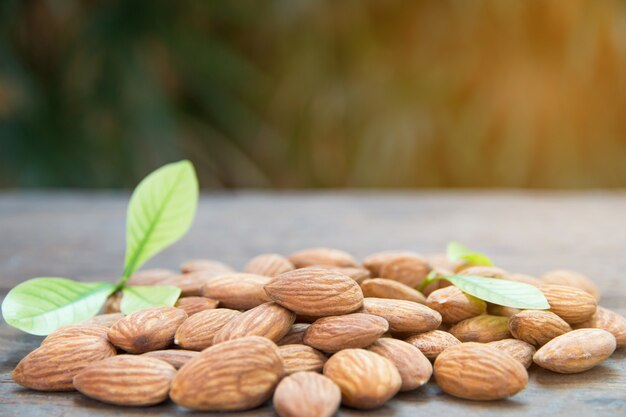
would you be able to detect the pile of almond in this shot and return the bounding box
[12,248,626,415]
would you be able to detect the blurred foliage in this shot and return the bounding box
[1,0,626,189]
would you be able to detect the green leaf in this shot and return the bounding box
[447,241,494,266]
[120,286,181,314]
[123,160,198,280]
[442,274,550,309]
[1,278,116,336]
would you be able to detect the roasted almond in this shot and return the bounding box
[84,313,125,328]
[142,349,200,369]
[542,269,600,300]
[575,306,626,347]
[107,307,187,353]
[426,286,486,324]
[203,273,271,310]
[244,253,295,277]
[170,336,284,411]
[174,308,242,351]
[73,355,176,406]
[361,278,426,304]
[509,310,571,346]
[213,302,296,344]
[405,330,461,360]
[278,344,327,374]
[540,284,597,324]
[303,313,388,352]
[434,342,528,400]
[379,254,431,288]
[264,268,363,317]
[533,328,616,373]
[487,339,536,368]
[360,298,441,334]
[277,323,311,346]
[323,348,401,409]
[288,247,357,268]
[362,250,419,276]
[273,372,341,417]
[175,296,219,316]
[366,338,432,391]
[128,268,177,286]
[42,323,110,345]
[449,315,511,343]
[180,259,233,274]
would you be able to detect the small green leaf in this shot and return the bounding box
[123,160,198,280]
[447,242,494,266]
[442,274,550,309]
[1,278,116,336]
[120,286,181,314]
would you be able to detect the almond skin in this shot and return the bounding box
[303,313,388,352]
[363,250,420,276]
[264,268,363,317]
[175,296,219,316]
[533,328,616,373]
[542,269,600,300]
[174,308,241,351]
[487,339,536,368]
[405,330,461,360]
[213,302,296,344]
[361,278,427,304]
[434,342,528,400]
[575,306,626,347]
[142,349,200,369]
[288,247,357,268]
[366,338,433,391]
[277,323,311,346]
[202,273,272,310]
[323,348,401,409]
[160,272,222,296]
[379,254,431,288]
[107,307,188,353]
[42,324,110,345]
[73,355,176,406]
[245,253,295,277]
[128,268,177,285]
[509,310,571,346]
[180,259,233,274]
[273,372,341,417]
[540,284,598,324]
[13,335,116,391]
[84,313,125,328]
[278,344,327,374]
[360,298,442,334]
[449,315,511,343]
[170,336,284,411]
[426,286,487,324]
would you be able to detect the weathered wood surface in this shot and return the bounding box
[0,191,625,417]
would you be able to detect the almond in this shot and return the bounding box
[213,302,295,344]
[456,266,509,278]
[273,372,341,417]
[203,273,271,310]
[277,323,311,345]
[244,253,295,277]
[107,307,187,353]
[379,254,431,288]
[360,298,441,334]
[84,313,125,328]
[366,338,432,391]
[426,286,487,324]
[405,330,461,360]
[449,315,511,342]
[313,266,371,284]
[13,335,116,391]
[175,296,219,316]
[425,253,462,272]
[127,268,177,286]
[507,273,543,287]
[161,271,223,296]
[180,259,233,274]
[487,339,536,368]
[575,306,626,347]
[542,269,600,300]
[142,349,200,369]
[323,348,401,409]
[73,355,176,406]
[361,278,426,304]
[42,323,110,345]
[540,284,598,324]
[174,308,241,351]
[509,310,571,346]
[487,304,521,318]
[363,250,419,276]
[533,328,616,373]
[170,336,284,411]
[434,342,528,400]
[288,247,357,268]
[278,344,327,374]
[303,313,388,352]
[264,268,363,317]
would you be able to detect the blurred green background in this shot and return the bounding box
[1,0,625,189]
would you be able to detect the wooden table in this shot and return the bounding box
[1,191,624,416]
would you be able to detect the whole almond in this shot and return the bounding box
[84,313,125,328]
[175,308,242,350]
[379,254,431,288]
[540,284,598,324]
[175,296,219,316]
[160,272,223,297]
[278,344,327,374]
[170,336,284,411]
[13,335,116,391]
[456,266,509,278]
[303,313,388,352]
[107,307,187,353]
[434,342,528,400]
[323,348,401,409]
[288,247,357,268]
[42,323,110,345]
[245,253,295,277]
[449,315,511,343]
[273,372,341,417]
[142,349,200,369]
[487,339,536,368]
[405,330,461,360]
[542,269,600,300]
[313,266,371,284]
[509,310,571,346]
[361,278,426,304]
[487,304,521,318]
[180,259,233,274]
[575,306,626,347]
[74,355,176,406]
[507,273,543,287]
[128,268,177,286]
[426,286,487,324]
[533,328,616,373]
[360,298,442,334]
[213,302,296,344]
[363,250,419,276]
[264,268,363,317]
[366,338,433,391]
[425,253,462,272]
[202,273,271,310]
